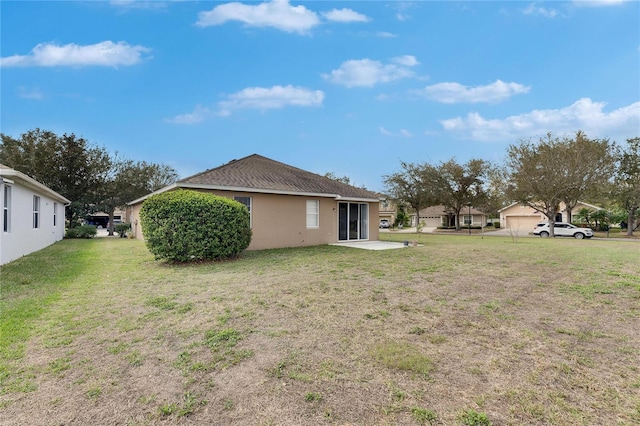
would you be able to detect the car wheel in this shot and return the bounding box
[574,232,584,239]
[539,231,549,238]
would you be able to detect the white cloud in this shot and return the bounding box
[322,8,369,23]
[110,1,168,10]
[168,85,324,122]
[379,126,392,136]
[376,31,397,38]
[418,80,530,104]
[196,0,320,34]
[392,55,419,67]
[439,98,640,142]
[218,85,324,115]
[17,87,44,100]
[0,41,150,67]
[379,127,413,138]
[165,105,212,124]
[323,56,418,88]
[393,1,416,21]
[573,0,629,7]
[523,3,560,17]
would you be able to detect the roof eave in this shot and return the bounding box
[127,182,179,205]
[127,182,379,205]
[1,168,71,205]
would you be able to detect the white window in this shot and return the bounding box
[233,196,252,226]
[3,185,10,233]
[306,200,319,228]
[464,215,472,225]
[53,202,58,226]
[33,195,40,229]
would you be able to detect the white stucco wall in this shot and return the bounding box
[1,178,67,266]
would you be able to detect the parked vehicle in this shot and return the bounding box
[379,219,391,229]
[533,222,593,239]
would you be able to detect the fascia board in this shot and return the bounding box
[128,182,379,205]
[0,168,71,204]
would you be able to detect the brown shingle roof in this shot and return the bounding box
[178,154,379,200]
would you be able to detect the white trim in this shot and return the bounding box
[0,167,70,205]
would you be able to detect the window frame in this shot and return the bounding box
[33,195,41,229]
[3,185,11,233]
[306,200,320,228]
[233,196,252,227]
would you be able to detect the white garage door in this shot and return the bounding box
[419,216,442,227]
[505,216,541,231]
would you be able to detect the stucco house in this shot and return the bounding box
[1,164,70,265]
[499,201,602,231]
[412,205,487,228]
[378,196,398,226]
[127,154,380,250]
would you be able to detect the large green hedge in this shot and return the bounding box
[139,190,252,262]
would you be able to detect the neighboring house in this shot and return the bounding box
[411,205,487,228]
[127,154,380,250]
[499,201,602,230]
[85,208,126,228]
[0,164,70,265]
[378,196,398,226]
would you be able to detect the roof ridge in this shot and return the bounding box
[178,153,262,183]
[175,154,379,199]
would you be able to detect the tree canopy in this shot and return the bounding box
[384,158,492,230]
[434,158,489,230]
[0,129,177,230]
[383,161,440,232]
[614,137,640,236]
[505,132,617,236]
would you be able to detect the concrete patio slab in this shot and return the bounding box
[330,241,409,250]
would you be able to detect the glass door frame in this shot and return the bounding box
[337,202,369,241]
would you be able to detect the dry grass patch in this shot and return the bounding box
[1,235,639,425]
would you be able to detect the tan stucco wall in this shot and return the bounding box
[129,190,379,250]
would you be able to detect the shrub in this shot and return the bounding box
[115,222,131,238]
[494,221,501,229]
[139,189,252,262]
[65,225,97,239]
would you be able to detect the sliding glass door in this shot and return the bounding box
[338,202,369,241]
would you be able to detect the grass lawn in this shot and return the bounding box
[1,234,639,425]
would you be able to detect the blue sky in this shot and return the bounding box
[2,0,639,192]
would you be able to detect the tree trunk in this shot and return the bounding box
[108,210,115,236]
[548,207,557,237]
[627,207,637,236]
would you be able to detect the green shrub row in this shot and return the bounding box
[140,190,252,262]
[65,225,97,239]
[115,222,131,238]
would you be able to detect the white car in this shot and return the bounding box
[533,222,593,239]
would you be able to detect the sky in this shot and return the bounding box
[1,0,639,192]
